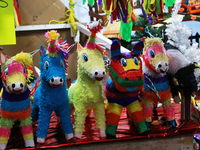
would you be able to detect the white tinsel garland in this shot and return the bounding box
[165,0,200,84]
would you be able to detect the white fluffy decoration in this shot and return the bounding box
[165,0,200,83]
[87,21,100,29]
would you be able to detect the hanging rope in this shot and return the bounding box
[145,26,155,38]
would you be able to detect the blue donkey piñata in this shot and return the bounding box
[31,30,73,143]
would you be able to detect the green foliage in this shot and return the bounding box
[131,15,162,41]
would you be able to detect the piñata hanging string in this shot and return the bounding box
[49,0,81,37]
[145,26,155,38]
[144,75,161,99]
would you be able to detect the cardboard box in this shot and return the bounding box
[1,30,88,82]
[0,0,89,81]
[19,0,67,25]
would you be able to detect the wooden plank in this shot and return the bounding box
[15,24,71,31]
[55,136,194,150]
[152,24,164,28]
[15,23,130,52]
[103,30,119,35]
[76,23,129,52]
[103,20,121,38]
[163,14,185,23]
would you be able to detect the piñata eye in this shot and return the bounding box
[83,54,88,62]
[24,67,27,73]
[150,49,155,58]
[134,57,139,65]
[121,58,127,67]
[4,66,8,75]
[44,61,49,70]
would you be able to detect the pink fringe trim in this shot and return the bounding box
[0,128,11,138]
[85,42,96,50]
[164,106,175,120]
[21,126,33,135]
[143,107,153,118]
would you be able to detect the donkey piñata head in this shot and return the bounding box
[77,21,106,81]
[77,43,105,81]
[39,30,68,88]
[1,52,33,94]
[142,38,169,75]
[109,40,144,92]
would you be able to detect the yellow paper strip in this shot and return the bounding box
[0,0,16,45]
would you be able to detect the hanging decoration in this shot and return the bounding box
[102,0,133,23]
[119,20,133,42]
[118,2,134,42]
[165,0,176,11]
[13,0,21,26]
[49,0,81,37]
[83,0,96,6]
[141,0,164,24]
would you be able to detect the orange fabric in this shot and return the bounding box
[1,107,31,120]
[141,88,171,103]
[129,111,145,123]
[106,112,121,126]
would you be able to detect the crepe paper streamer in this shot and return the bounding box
[119,20,132,42]
[102,0,133,23]
[165,0,176,9]
[83,0,95,6]
[13,0,21,26]
[142,0,164,23]
[49,0,81,37]
[141,0,147,17]
[88,0,95,6]
[0,0,16,45]
[98,0,102,6]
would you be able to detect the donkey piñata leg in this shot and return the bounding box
[162,98,177,128]
[126,101,148,134]
[0,118,14,150]
[55,103,73,140]
[74,107,87,138]
[31,99,39,123]
[142,99,154,130]
[106,103,123,138]
[20,117,34,147]
[94,102,106,137]
[36,106,52,143]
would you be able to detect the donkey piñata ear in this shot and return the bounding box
[111,40,121,59]
[132,41,144,56]
[77,43,83,52]
[39,45,46,56]
[0,52,8,65]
